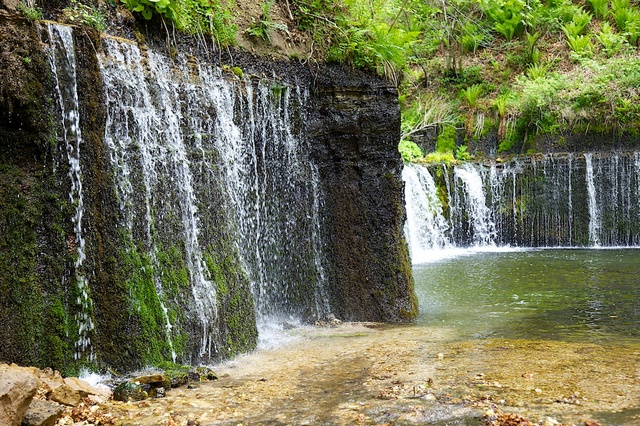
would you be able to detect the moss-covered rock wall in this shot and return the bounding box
[0,8,416,372]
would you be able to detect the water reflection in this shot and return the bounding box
[415,249,640,345]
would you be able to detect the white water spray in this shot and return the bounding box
[402,164,450,262]
[454,164,496,246]
[584,153,601,246]
[47,23,95,362]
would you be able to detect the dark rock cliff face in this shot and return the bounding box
[0,11,416,372]
[308,73,417,322]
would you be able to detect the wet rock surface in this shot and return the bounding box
[0,8,414,371]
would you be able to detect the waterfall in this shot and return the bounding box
[46,23,95,362]
[453,164,496,246]
[95,35,328,355]
[201,71,329,332]
[403,152,640,255]
[402,164,450,261]
[585,153,601,246]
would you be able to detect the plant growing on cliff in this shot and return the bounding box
[245,0,290,42]
[120,0,236,41]
[63,0,107,31]
[401,93,458,141]
[17,2,42,21]
[398,139,424,162]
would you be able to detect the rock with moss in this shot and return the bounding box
[113,381,148,402]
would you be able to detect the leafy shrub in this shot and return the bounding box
[121,0,176,21]
[479,0,532,41]
[64,0,107,31]
[455,145,472,161]
[566,34,594,59]
[436,125,457,153]
[398,139,424,162]
[328,20,417,78]
[561,8,592,38]
[120,0,236,41]
[616,6,640,45]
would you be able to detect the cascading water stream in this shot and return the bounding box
[209,76,329,341]
[99,38,183,359]
[46,23,95,362]
[404,152,640,261]
[402,164,450,261]
[97,34,329,353]
[453,164,497,246]
[585,153,602,247]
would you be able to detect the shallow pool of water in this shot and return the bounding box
[106,249,640,425]
[415,248,640,346]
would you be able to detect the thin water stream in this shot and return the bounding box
[108,249,640,425]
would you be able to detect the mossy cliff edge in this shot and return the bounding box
[0,7,416,373]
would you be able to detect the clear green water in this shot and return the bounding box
[414,248,640,346]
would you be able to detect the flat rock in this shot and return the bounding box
[133,374,166,386]
[21,399,63,426]
[0,363,40,426]
[50,377,111,406]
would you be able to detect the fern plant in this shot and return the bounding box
[246,0,290,43]
[623,7,640,45]
[597,22,627,56]
[587,0,609,19]
[561,8,592,38]
[566,34,594,59]
[461,84,483,109]
[526,63,548,80]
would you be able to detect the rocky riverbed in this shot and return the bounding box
[23,322,633,426]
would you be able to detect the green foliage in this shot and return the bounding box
[398,139,424,162]
[566,34,594,59]
[493,93,509,118]
[597,22,627,56]
[460,84,483,109]
[561,8,592,38]
[401,92,458,140]
[436,125,457,153]
[455,144,471,161]
[460,22,486,53]
[328,19,418,78]
[121,0,176,21]
[120,0,236,41]
[17,2,43,21]
[232,66,243,78]
[614,5,640,45]
[424,151,456,164]
[524,30,542,64]
[587,0,609,19]
[478,0,535,41]
[246,0,290,42]
[64,0,107,31]
[526,62,548,80]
